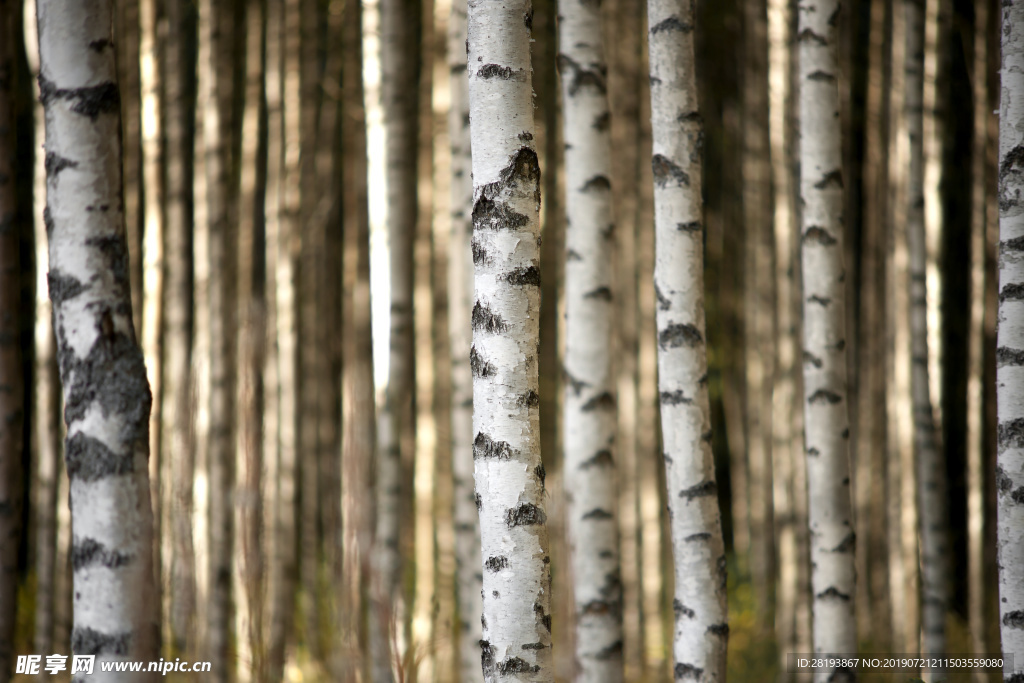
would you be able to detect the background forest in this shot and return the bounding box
[0,0,1007,681]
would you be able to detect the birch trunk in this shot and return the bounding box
[905,0,947,670]
[116,0,142,332]
[36,0,159,676]
[996,2,1024,678]
[0,4,24,676]
[646,2,728,681]
[466,0,553,679]
[447,0,483,678]
[797,0,857,675]
[201,0,238,675]
[556,0,623,679]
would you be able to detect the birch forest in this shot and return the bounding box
[1,0,1021,681]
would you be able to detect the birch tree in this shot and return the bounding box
[0,3,23,677]
[557,0,623,679]
[997,2,1024,679]
[467,0,553,679]
[36,0,159,675]
[646,1,728,680]
[905,0,947,670]
[796,0,857,675]
[447,0,484,679]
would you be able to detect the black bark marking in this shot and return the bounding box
[813,170,844,189]
[473,433,517,460]
[480,640,495,675]
[556,53,607,96]
[1012,487,1024,506]
[47,271,86,307]
[1003,236,1024,256]
[673,599,695,619]
[39,75,120,120]
[807,447,820,457]
[497,657,539,674]
[517,390,540,408]
[803,351,823,368]
[62,331,151,435]
[471,302,508,333]
[660,390,692,406]
[521,642,545,650]
[702,429,713,443]
[584,286,613,301]
[475,493,482,511]
[506,502,547,527]
[808,295,832,307]
[582,508,614,520]
[685,532,711,542]
[580,600,615,616]
[535,463,546,487]
[580,175,611,193]
[659,323,703,349]
[807,70,837,83]
[86,234,130,284]
[484,555,509,571]
[816,586,851,601]
[1000,282,1024,302]
[503,265,541,287]
[808,389,842,405]
[676,220,701,233]
[45,152,78,177]
[88,39,112,52]
[706,623,729,637]
[677,110,701,123]
[594,640,623,660]
[592,111,611,131]
[476,64,519,80]
[999,418,1024,450]
[803,225,837,246]
[518,130,534,142]
[1000,145,1024,210]
[43,207,55,236]
[470,346,495,378]
[524,9,533,29]
[1005,611,1024,629]
[797,28,827,44]
[581,392,616,411]
[831,532,856,553]
[71,538,132,571]
[71,626,131,656]
[450,63,467,75]
[650,16,692,34]
[581,449,613,469]
[652,154,690,187]
[564,367,589,395]
[567,248,583,261]
[679,479,717,502]
[472,195,529,232]
[534,603,552,632]
[471,238,490,265]
[997,466,1013,493]
[675,663,704,680]
[655,284,671,310]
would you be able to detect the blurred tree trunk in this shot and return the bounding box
[201,0,239,676]
[36,0,159,676]
[118,0,143,332]
[446,0,483,678]
[996,1,1024,677]
[646,2,728,681]
[162,0,198,656]
[466,0,553,678]
[0,4,24,677]
[556,0,624,678]
[796,0,857,675]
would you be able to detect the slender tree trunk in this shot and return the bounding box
[466,0,553,679]
[0,4,24,678]
[646,2,728,681]
[556,0,624,679]
[996,3,1024,679]
[904,0,948,671]
[117,0,143,333]
[446,0,483,679]
[796,0,857,676]
[36,0,158,677]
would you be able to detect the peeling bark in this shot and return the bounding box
[36,0,158,677]
[797,0,857,676]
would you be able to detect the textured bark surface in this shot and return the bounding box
[0,3,24,678]
[556,0,624,679]
[904,0,947,670]
[466,0,553,679]
[36,0,158,677]
[447,0,484,679]
[796,0,857,676]
[646,2,728,681]
[997,2,1024,679]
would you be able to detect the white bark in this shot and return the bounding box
[556,0,623,680]
[997,3,1024,680]
[646,2,728,681]
[36,0,158,677]
[448,0,484,679]
[466,0,553,679]
[905,0,947,671]
[796,0,857,677]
